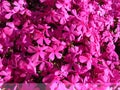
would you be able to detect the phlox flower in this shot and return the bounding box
[3,22,16,37]
[27,45,48,60]
[55,64,70,78]
[56,0,72,11]
[34,30,51,45]
[47,45,63,60]
[63,24,81,41]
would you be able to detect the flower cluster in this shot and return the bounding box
[0,0,120,90]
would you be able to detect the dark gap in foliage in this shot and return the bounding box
[89,65,98,79]
[72,4,80,12]
[7,0,14,3]
[26,0,47,11]
[115,41,120,59]
[48,23,57,29]
[25,51,34,56]
[5,48,13,59]
[26,0,40,11]
[36,65,41,74]
[13,45,21,53]
[7,0,14,6]
[100,46,106,53]
[17,24,23,29]
[67,11,73,15]
[0,54,3,58]
[96,0,106,6]
[81,63,87,67]
[63,48,68,56]
[12,34,21,53]
[71,66,75,70]
[0,22,6,28]
[32,40,38,46]
[32,75,43,83]
[110,17,118,32]
[100,42,109,53]
[8,16,13,22]
[73,42,81,46]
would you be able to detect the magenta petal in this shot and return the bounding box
[37,38,43,45]
[87,60,92,70]
[3,27,13,36]
[56,2,62,9]
[60,18,66,25]
[6,22,15,28]
[49,52,55,60]
[5,13,12,19]
[0,44,3,52]
[55,52,62,59]
[42,74,55,83]
[40,0,46,3]
[27,46,36,53]
[31,53,39,63]
[39,62,45,71]
[79,56,87,63]
[44,38,51,45]
[56,83,67,90]
[39,51,45,59]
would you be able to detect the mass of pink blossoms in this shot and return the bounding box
[0,0,120,90]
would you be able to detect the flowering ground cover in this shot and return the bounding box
[0,0,120,90]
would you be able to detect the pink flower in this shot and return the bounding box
[63,79,82,90]
[45,10,60,23]
[3,22,16,36]
[2,1,13,19]
[79,53,92,70]
[59,9,69,25]
[43,75,67,90]
[27,45,48,60]
[55,64,70,78]
[47,45,63,60]
[19,59,37,75]
[37,24,50,37]
[0,68,11,82]
[12,0,27,15]
[63,24,81,41]
[2,1,11,12]
[56,0,71,11]
[40,0,46,3]
[39,60,53,71]
[34,30,51,45]
[0,44,3,52]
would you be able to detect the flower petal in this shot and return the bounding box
[3,27,13,36]
[49,52,55,60]
[55,52,62,59]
